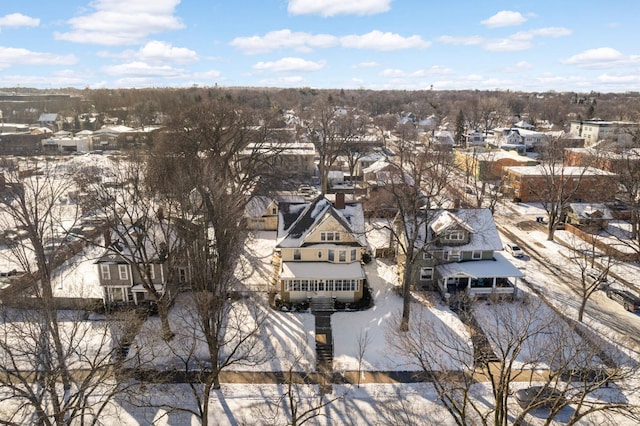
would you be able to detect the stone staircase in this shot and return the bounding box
[311,298,334,393]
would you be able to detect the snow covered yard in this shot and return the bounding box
[333,258,472,372]
[128,293,316,372]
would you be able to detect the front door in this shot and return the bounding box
[314,279,332,298]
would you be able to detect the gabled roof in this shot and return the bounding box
[430,210,476,235]
[38,113,60,122]
[276,195,365,248]
[410,208,503,252]
[568,203,613,220]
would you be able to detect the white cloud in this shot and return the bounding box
[353,61,381,68]
[483,37,532,52]
[288,0,391,17]
[481,11,527,28]
[598,73,640,84]
[561,47,640,69]
[340,30,430,50]
[258,76,306,87]
[483,27,571,52]
[253,57,325,73]
[0,46,76,70]
[505,61,533,72]
[55,0,183,45]
[230,30,338,54]
[102,41,198,64]
[527,27,572,37]
[381,66,453,78]
[437,35,484,46]
[0,13,40,28]
[103,61,185,77]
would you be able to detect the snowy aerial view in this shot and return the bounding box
[3,0,640,422]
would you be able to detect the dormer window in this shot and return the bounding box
[446,231,464,241]
[321,231,340,241]
[294,249,301,260]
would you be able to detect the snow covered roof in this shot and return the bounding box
[568,203,613,220]
[504,165,616,176]
[413,208,503,251]
[276,195,366,248]
[245,196,272,217]
[280,261,365,279]
[430,210,476,235]
[38,113,59,122]
[436,252,524,278]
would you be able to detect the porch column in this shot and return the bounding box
[492,277,497,289]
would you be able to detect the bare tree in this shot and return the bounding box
[259,355,345,426]
[146,98,281,425]
[565,233,616,322]
[0,158,137,425]
[84,155,181,341]
[532,137,598,240]
[369,144,454,331]
[387,295,638,426]
[355,327,371,388]
[304,100,345,194]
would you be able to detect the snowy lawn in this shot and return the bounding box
[333,258,471,372]
[129,293,316,372]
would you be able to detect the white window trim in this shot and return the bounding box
[118,264,128,280]
[420,267,434,280]
[100,264,111,280]
[472,250,482,260]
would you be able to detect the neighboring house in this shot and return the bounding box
[37,113,63,132]
[95,223,189,305]
[569,120,639,147]
[565,203,613,232]
[501,165,618,203]
[398,208,523,300]
[432,130,455,149]
[275,193,367,303]
[41,134,92,153]
[454,149,538,181]
[244,193,306,231]
[494,127,549,151]
[466,130,486,147]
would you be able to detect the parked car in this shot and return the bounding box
[606,289,640,312]
[504,243,524,258]
[515,386,567,410]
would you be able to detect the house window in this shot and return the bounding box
[317,251,322,259]
[472,251,482,260]
[449,251,461,261]
[447,232,464,241]
[350,248,357,262]
[294,249,301,260]
[100,264,111,280]
[178,268,187,283]
[328,250,335,261]
[146,264,155,280]
[420,267,434,281]
[320,231,340,241]
[423,252,434,260]
[118,265,128,280]
[339,251,346,262]
[271,207,277,215]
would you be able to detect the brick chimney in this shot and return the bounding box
[335,192,345,209]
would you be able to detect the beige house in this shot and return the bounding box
[275,194,367,303]
[244,194,306,231]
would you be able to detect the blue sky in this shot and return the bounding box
[1,0,639,92]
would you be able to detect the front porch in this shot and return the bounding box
[435,252,524,300]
